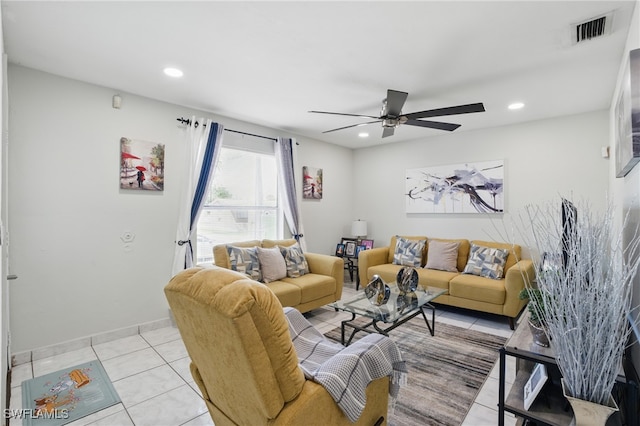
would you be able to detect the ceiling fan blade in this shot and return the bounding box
[404,102,485,120]
[309,110,380,119]
[382,127,395,138]
[322,120,382,134]
[385,90,408,116]
[405,119,461,132]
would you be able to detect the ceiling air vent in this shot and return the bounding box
[572,12,613,44]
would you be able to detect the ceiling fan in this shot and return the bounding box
[309,89,485,138]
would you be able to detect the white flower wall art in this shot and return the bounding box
[405,160,504,213]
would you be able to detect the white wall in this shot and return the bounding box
[7,65,351,352]
[610,0,640,377]
[296,138,355,254]
[352,111,610,252]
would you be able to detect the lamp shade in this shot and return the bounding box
[351,220,368,237]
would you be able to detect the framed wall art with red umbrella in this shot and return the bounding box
[120,137,165,191]
[302,166,322,200]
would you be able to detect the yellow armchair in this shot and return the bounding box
[165,267,389,425]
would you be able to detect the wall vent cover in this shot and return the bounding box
[572,12,613,44]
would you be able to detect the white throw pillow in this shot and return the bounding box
[257,246,287,283]
[425,240,460,272]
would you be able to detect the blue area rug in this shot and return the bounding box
[21,360,120,426]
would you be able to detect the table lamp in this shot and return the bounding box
[351,220,368,243]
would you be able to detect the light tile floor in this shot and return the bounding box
[8,282,520,426]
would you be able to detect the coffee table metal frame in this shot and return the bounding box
[331,284,447,346]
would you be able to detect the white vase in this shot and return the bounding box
[561,379,618,426]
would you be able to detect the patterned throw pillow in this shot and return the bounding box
[392,237,426,267]
[226,245,262,281]
[462,243,510,279]
[279,243,309,278]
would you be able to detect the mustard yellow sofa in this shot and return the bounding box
[358,236,535,329]
[213,239,344,313]
[165,267,389,425]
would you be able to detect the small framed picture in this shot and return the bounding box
[356,245,367,257]
[341,237,357,246]
[335,243,345,257]
[361,239,374,250]
[523,363,548,410]
[345,241,357,257]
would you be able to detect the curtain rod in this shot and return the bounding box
[176,117,285,143]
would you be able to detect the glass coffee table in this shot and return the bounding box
[331,284,447,346]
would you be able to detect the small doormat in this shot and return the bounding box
[21,360,120,426]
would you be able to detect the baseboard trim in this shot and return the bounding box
[11,317,175,367]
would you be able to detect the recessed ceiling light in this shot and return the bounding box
[358,132,369,138]
[508,102,525,110]
[163,67,184,78]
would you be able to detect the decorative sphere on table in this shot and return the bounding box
[364,275,390,306]
[397,267,418,294]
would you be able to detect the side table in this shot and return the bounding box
[344,256,359,289]
[334,254,360,289]
[498,312,638,426]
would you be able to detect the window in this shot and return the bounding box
[196,135,280,263]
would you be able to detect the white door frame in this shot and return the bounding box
[1,50,10,424]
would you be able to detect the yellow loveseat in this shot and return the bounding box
[213,239,344,313]
[165,267,389,425]
[358,236,535,329]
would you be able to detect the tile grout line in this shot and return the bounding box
[113,365,190,416]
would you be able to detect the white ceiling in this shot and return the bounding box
[2,1,637,149]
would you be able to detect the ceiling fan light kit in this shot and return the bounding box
[310,89,485,138]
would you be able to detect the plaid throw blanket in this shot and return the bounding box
[284,307,407,422]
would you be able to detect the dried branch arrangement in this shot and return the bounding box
[522,200,640,405]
